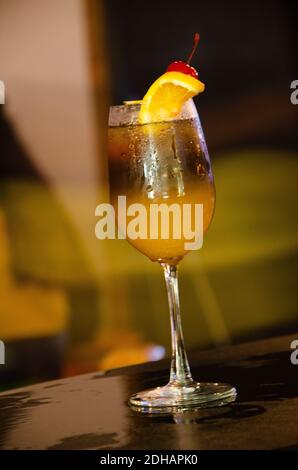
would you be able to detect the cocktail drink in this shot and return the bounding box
[107,34,236,412]
[109,104,215,263]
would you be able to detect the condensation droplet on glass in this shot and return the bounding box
[171,135,178,159]
[146,185,153,192]
[197,163,206,177]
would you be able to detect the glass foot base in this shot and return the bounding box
[129,382,237,414]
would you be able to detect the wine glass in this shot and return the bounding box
[108,100,236,413]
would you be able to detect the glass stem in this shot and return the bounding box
[162,263,193,386]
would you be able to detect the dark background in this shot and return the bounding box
[104,0,297,151]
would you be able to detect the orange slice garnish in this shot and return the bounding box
[139,71,204,124]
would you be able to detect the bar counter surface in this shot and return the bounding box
[0,334,297,450]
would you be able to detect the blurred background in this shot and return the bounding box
[0,0,297,391]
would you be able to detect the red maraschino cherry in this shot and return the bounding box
[167,32,200,79]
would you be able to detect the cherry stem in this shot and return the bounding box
[186,32,200,64]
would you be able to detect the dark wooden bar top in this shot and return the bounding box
[0,334,298,450]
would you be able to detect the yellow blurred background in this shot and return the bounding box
[0,0,297,390]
